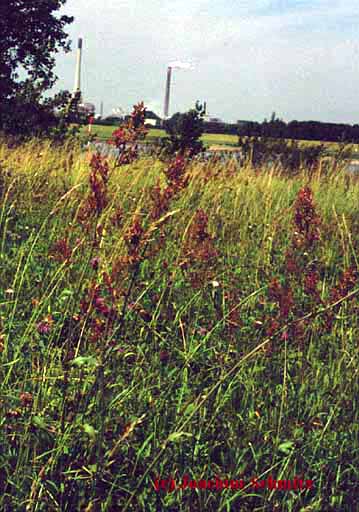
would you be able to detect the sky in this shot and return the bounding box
[53,0,359,123]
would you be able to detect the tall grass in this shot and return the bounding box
[0,138,358,511]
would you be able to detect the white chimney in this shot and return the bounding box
[73,37,83,98]
[163,62,192,120]
[163,66,172,120]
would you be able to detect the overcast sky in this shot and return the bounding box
[54,0,359,123]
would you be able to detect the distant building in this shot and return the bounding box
[144,110,161,127]
[100,109,161,127]
[78,102,96,116]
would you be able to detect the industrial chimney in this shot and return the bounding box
[163,61,192,120]
[163,66,172,120]
[73,37,83,99]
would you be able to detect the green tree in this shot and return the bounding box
[0,0,74,138]
[163,101,205,156]
[237,136,324,172]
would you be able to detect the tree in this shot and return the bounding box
[0,0,73,138]
[162,101,205,156]
[237,136,324,172]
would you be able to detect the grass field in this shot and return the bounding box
[84,124,239,147]
[82,124,359,155]
[0,139,358,510]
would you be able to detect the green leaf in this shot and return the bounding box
[83,423,97,441]
[32,415,47,430]
[71,356,97,367]
[278,441,295,454]
[60,289,73,297]
[184,403,196,416]
[168,432,193,443]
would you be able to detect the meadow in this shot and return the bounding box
[84,124,240,148]
[0,136,358,511]
[82,124,359,154]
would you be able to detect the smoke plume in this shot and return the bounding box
[168,61,193,70]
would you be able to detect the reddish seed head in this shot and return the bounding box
[108,102,148,165]
[293,186,321,250]
[281,331,289,341]
[6,409,21,419]
[19,392,33,407]
[266,319,280,337]
[50,238,72,263]
[139,309,152,322]
[93,297,111,316]
[197,327,208,336]
[163,155,188,192]
[37,315,54,335]
[159,350,170,363]
[304,270,320,298]
[268,279,293,319]
[91,257,100,270]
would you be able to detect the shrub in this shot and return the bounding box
[238,136,325,172]
[162,101,205,157]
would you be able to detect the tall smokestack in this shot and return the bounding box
[163,66,172,120]
[73,37,83,98]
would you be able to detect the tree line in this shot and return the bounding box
[237,113,359,143]
[199,113,359,144]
